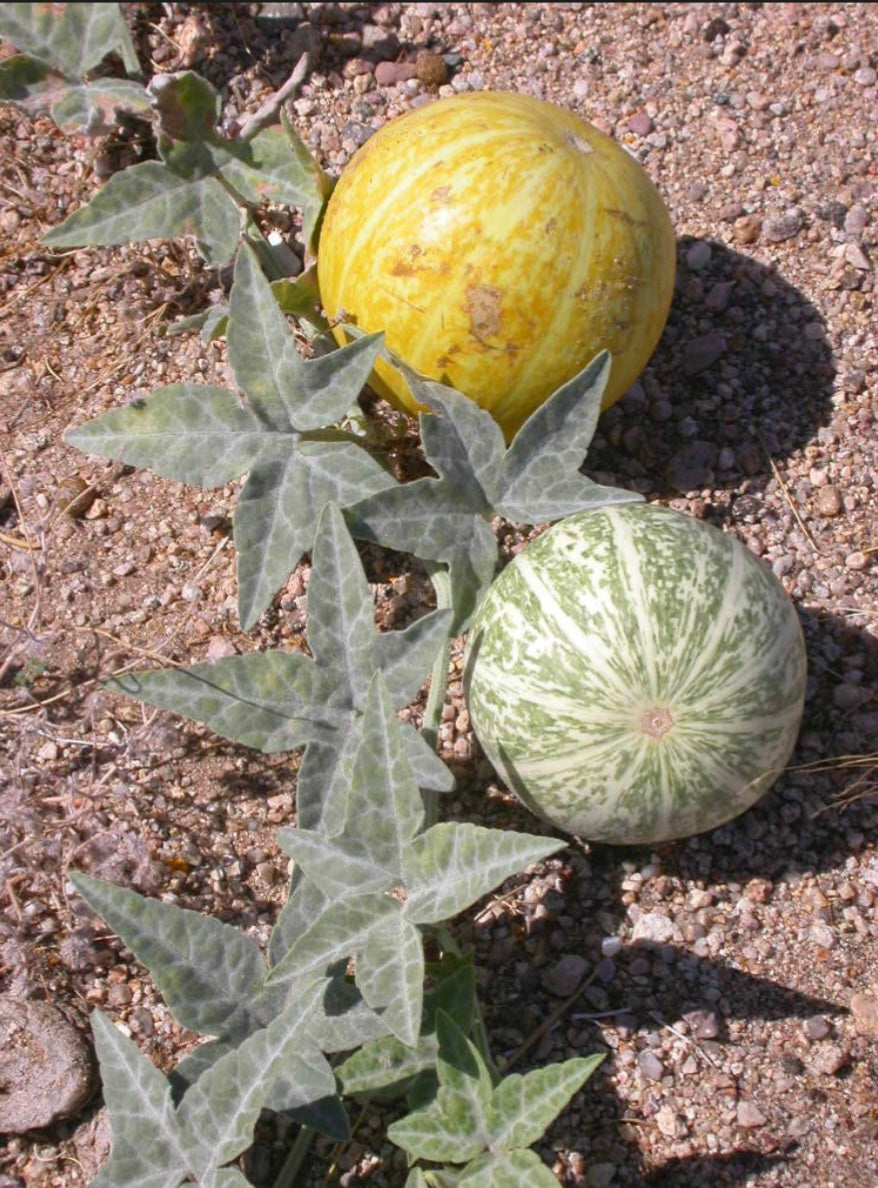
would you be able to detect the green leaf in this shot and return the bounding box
[278,673,425,894]
[70,872,268,1038]
[387,1013,492,1164]
[403,824,565,925]
[89,1011,189,1188]
[496,351,642,523]
[50,77,150,132]
[106,649,331,755]
[357,911,424,1048]
[65,384,269,487]
[486,1054,604,1152]
[389,1013,603,1175]
[229,243,382,430]
[337,957,477,1096]
[458,1148,565,1187]
[149,71,220,143]
[233,438,394,630]
[271,267,328,332]
[176,982,327,1173]
[0,55,149,131]
[43,160,240,265]
[225,120,330,236]
[0,2,141,79]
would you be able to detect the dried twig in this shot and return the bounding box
[238,52,313,142]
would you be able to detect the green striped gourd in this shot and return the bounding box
[464,503,807,845]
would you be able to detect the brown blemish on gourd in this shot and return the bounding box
[464,283,503,342]
[605,208,647,228]
[431,185,452,202]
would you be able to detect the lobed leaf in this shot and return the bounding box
[70,873,269,1039]
[89,1011,188,1188]
[403,824,565,925]
[43,160,240,265]
[0,2,141,80]
[65,383,269,488]
[486,1054,604,1153]
[176,982,327,1173]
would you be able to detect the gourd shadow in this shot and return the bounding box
[464,607,876,1183]
[585,236,837,500]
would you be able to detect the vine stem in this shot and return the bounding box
[420,562,455,830]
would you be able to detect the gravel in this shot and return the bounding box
[1,3,877,1186]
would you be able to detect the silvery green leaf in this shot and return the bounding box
[341,673,426,863]
[223,121,331,232]
[106,649,334,754]
[458,1149,566,1187]
[497,350,642,523]
[50,78,150,132]
[269,870,330,964]
[177,982,326,1173]
[306,503,385,707]
[346,474,473,563]
[0,56,149,131]
[200,1170,252,1188]
[375,607,455,708]
[403,824,565,925]
[234,439,393,630]
[412,379,504,509]
[43,160,240,266]
[387,1013,491,1164]
[280,673,425,890]
[0,2,141,79]
[445,515,499,634]
[65,384,268,487]
[281,829,390,899]
[337,958,477,1096]
[356,911,424,1048]
[402,723,457,795]
[228,244,383,430]
[149,71,220,143]
[70,873,268,1038]
[306,971,391,1053]
[89,1011,189,1188]
[267,894,399,991]
[485,1054,603,1152]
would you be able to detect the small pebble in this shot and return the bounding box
[736,1100,767,1128]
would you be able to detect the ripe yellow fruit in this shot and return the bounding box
[317,92,676,441]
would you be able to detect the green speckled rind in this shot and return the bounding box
[464,504,807,845]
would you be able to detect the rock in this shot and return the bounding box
[763,208,804,243]
[850,993,878,1037]
[542,953,589,997]
[374,60,417,86]
[808,1043,848,1076]
[737,1100,767,1128]
[415,50,449,87]
[682,331,727,375]
[685,240,712,271]
[627,111,654,137]
[666,441,718,492]
[682,1008,720,1039]
[631,912,683,944]
[815,486,842,517]
[585,1163,617,1187]
[804,1016,831,1041]
[638,1050,665,1081]
[0,999,94,1133]
[733,213,762,244]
